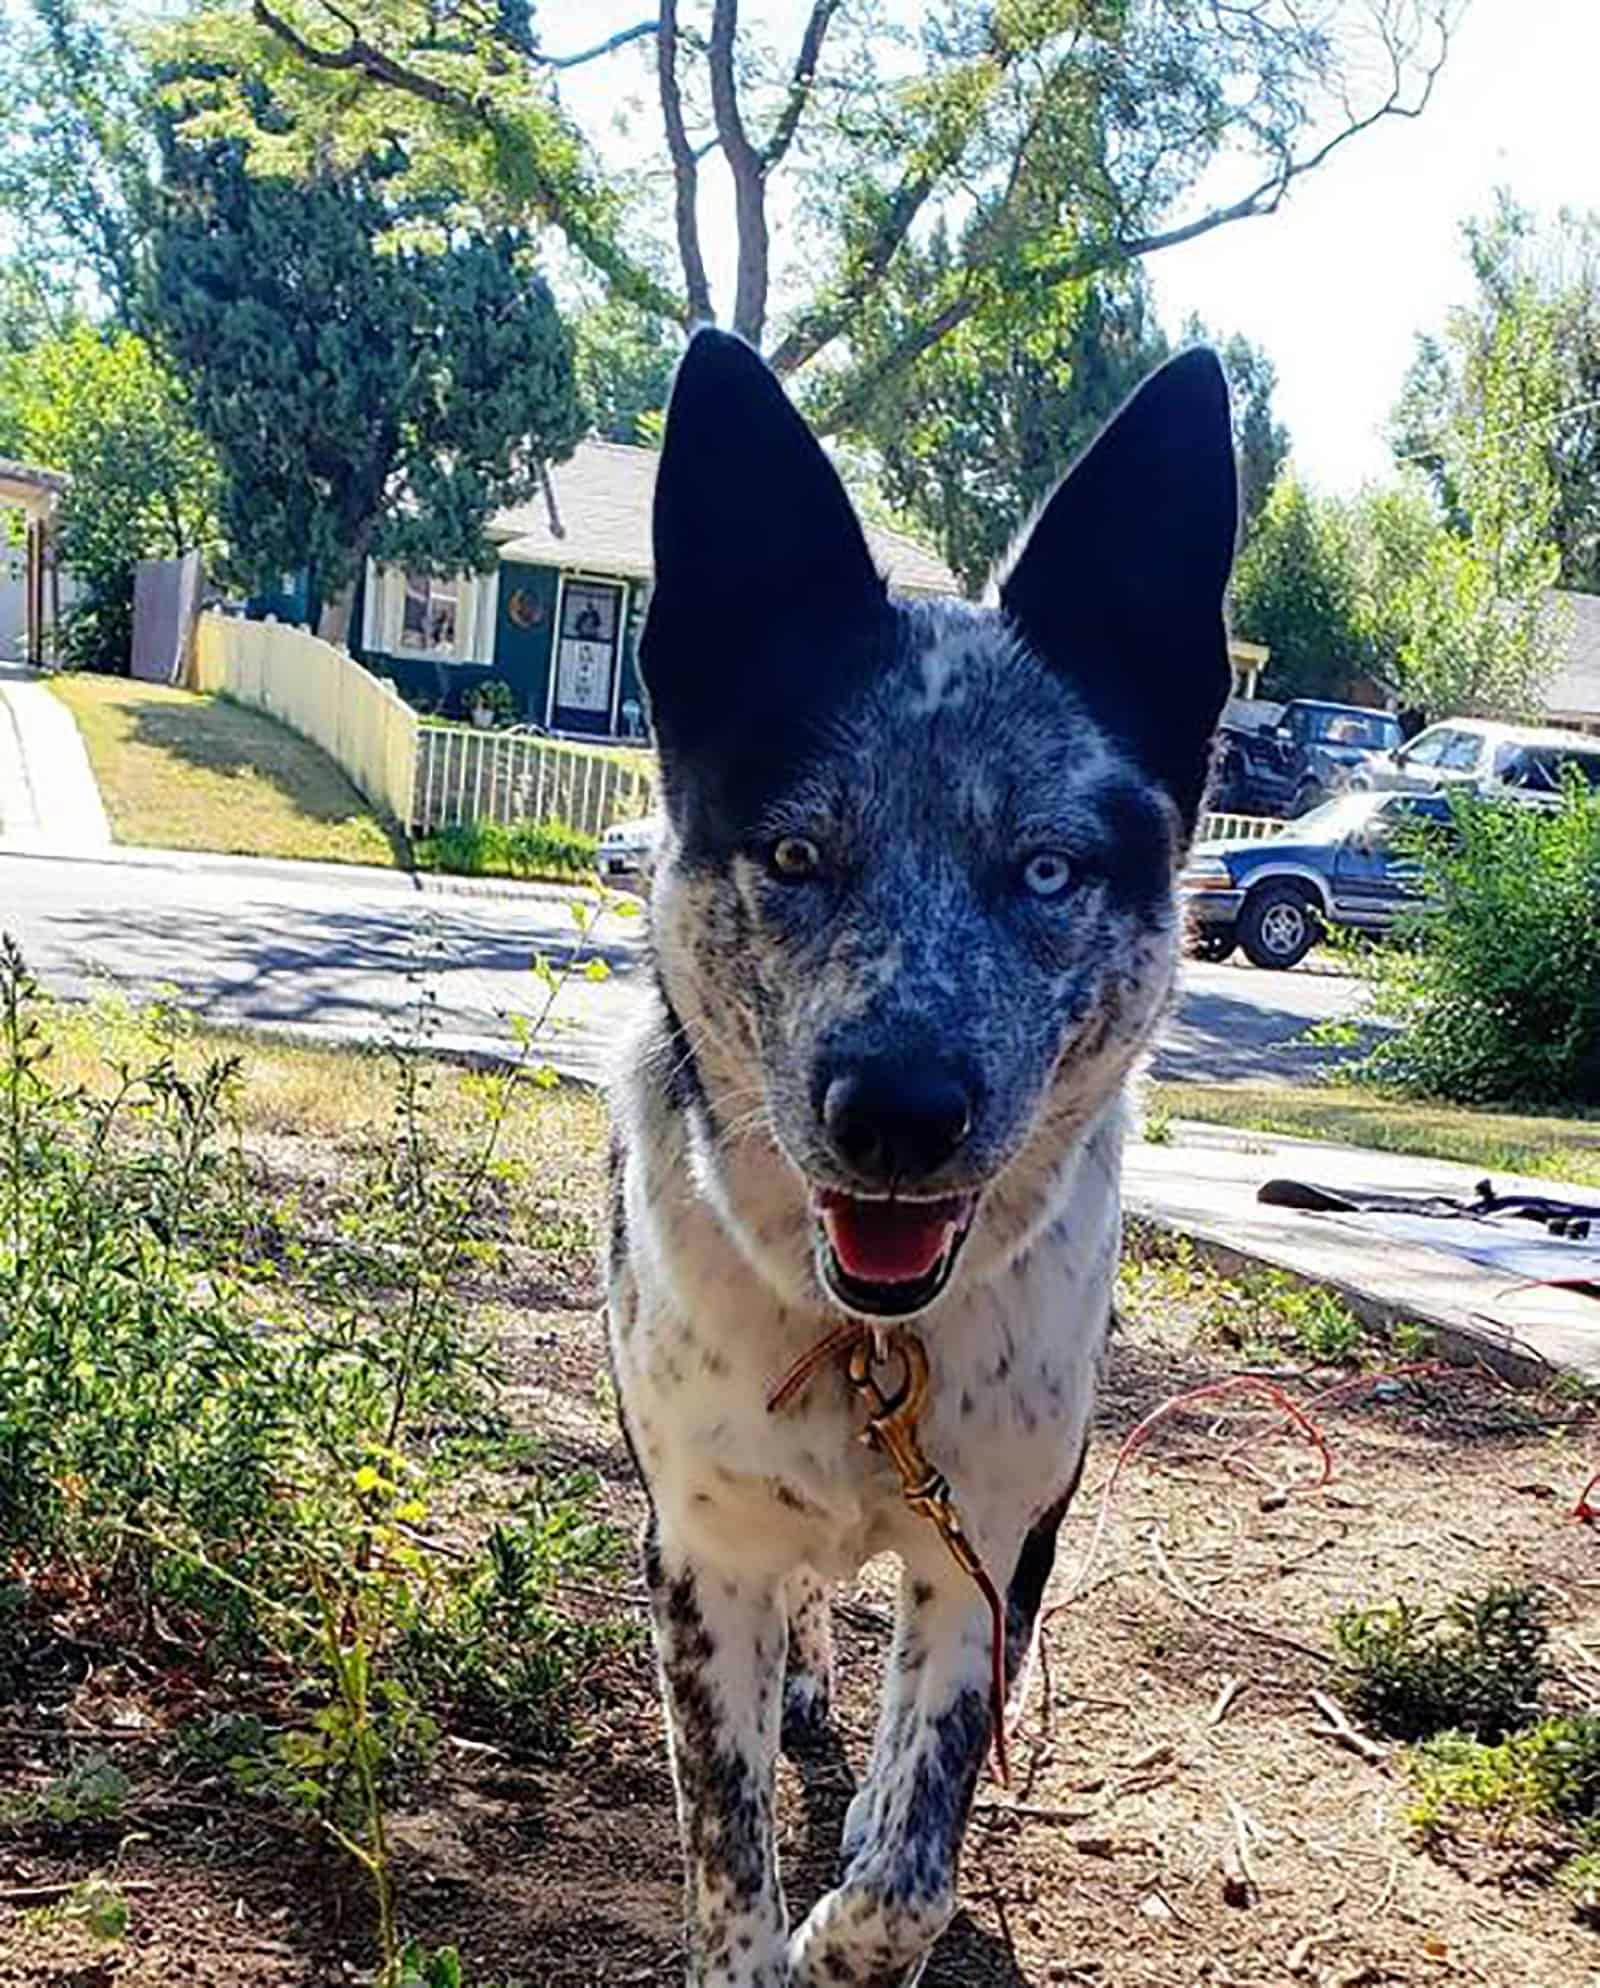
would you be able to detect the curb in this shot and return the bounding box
[0,836,603,909]
[1124,1200,1557,1387]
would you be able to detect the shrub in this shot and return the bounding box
[414,817,597,883]
[1360,782,1600,1105]
[1333,1583,1550,1742]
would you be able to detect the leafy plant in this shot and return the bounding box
[1334,1584,1550,1743]
[413,818,598,883]
[1360,782,1600,1106]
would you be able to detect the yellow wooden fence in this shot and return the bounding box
[193,612,419,827]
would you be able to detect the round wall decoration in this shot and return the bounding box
[507,588,545,630]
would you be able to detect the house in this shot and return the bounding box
[1544,590,1600,736]
[343,440,963,741]
[0,457,68,666]
[254,435,1273,743]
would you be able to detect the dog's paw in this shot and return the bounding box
[786,1876,949,1987]
[780,1670,831,1753]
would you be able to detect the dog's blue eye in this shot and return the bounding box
[1022,852,1072,899]
[771,836,823,881]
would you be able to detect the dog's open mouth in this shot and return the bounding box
[813,1188,977,1318]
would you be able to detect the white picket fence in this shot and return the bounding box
[411,723,655,838]
[1197,810,1279,842]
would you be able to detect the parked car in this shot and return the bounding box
[1353,717,1600,803]
[1212,698,1404,818]
[1181,790,1455,970]
[596,811,663,894]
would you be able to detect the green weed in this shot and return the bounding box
[413,818,598,883]
[1334,1583,1550,1743]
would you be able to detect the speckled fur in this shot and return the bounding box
[606,333,1234,1987]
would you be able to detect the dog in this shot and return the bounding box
[606,328,1236,1987]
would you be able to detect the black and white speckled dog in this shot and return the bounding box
[607,329,1236,1987]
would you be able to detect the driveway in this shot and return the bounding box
[0,846,1373,1086]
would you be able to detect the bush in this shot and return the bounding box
[1361,781,1600,1105]
[1333,1583,1550,1742]
[413,817,597,882]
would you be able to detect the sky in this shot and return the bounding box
[570,0,1600,497]
[1147,0,1600,492]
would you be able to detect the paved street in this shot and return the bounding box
[0,845,1372,1085]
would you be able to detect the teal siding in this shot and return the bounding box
[495,562,560,720]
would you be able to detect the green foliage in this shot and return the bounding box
[0,0,151,325]
[144,105,582,623]
[572,297,680,448]
[155,0,1448,427]
[0,919,621,1984]
[1334,1584,1550,1743]
[1360,783,1600,1105]
[0,324,219,667]
[414,818,597,884]
[1230,471,1438,702]
[1409,1716,1600,1835]
[1394,191,1600,596]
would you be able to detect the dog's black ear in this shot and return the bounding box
[642,329,884,739]
[1000,348,1237,827]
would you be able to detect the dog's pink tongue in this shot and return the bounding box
[820,1194,963,1284]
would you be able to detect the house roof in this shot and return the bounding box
[0,457,68,518]
[1545,590,1600,720]
[490,438,962,597]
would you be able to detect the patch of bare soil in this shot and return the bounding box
[5,1140,1600,1988]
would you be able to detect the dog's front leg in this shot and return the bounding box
[644,1517,789,1987]
[787,1543,1005,1988]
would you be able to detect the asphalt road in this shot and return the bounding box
[0,847,1371,1086]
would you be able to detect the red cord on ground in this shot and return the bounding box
[1572,1468,1600,1523]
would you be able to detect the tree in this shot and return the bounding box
[0,325,220,667]
[156,0,1456,431]
[145,127,583,642]
[0,0,152,325]
[571,299,681,447]
[1392,192,1600,593]
[1391,272,1565,718]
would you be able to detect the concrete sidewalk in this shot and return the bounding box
[0,662,110,851]
[1126,1118,1600,1382]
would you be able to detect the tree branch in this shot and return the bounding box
[709,0,768,343]
[250,0,689,326]
[760,0,842,173]
[658,0,714,325]
[534,21,659,71]
[809,5,1454,425]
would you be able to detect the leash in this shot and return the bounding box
[767,1324,1011,1786]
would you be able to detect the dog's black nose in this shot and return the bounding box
[821,1063,974,1186]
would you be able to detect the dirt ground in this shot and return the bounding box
[6,1142,1600,1988]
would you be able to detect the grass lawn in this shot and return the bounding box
[51,673,409,868]
[1149,1077,1600,1189]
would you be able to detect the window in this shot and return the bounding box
[1401,728,1451,768]
[1437,730,1484,772]
[1306,709,1402,750]
[363,561,497,666]
[400,575,460,656]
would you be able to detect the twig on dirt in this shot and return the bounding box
[1207,1676,1246,1727]
[974,1798,1098,1827]
[557,1578,650,1611]
[1308,1689,1386,1766]
[1146,1526,1334,1666]
[976,1872,1022,1970]
[1369,1852,1400,1919]
[0,1879,159,1904]
[1223,1793,1267,1904]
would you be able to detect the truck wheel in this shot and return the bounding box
[1238,883,1319,970]
[1188,924,1237,963]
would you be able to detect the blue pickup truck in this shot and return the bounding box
[1181,790,1453,969]
[1213,699,1405,818]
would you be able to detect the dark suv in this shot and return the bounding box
[1214,699,1404,818]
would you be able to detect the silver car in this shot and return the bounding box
[596,812,663,894]
[1357,717,1600,802]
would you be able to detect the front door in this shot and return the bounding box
[549,578,626,737]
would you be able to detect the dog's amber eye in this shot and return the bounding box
[1022,852,1072,899]
[771,836,823,880]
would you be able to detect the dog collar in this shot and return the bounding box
[767,1324,1010,1786]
